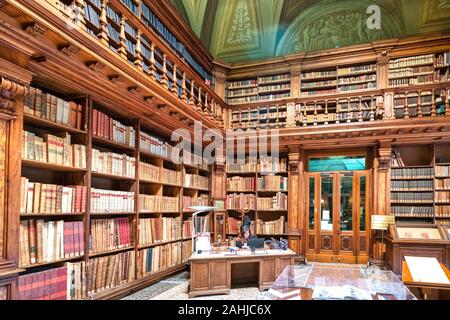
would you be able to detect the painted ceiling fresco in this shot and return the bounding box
[170,0,450,63]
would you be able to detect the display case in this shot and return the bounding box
[386,223,450,274]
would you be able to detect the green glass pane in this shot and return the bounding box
[309,156,366,172]
[321,177,333,231]
[360,176,366,232]
[340,176,353,231]
[309,177,315,230]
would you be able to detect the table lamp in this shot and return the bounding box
[189,206,217,253]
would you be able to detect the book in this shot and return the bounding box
[92,149,136,178]
[89,218,132,253]
[139,195,179,213]
[92,109,135,147]
[139,217,182,245]
[137,242,182,278]
[90,188,134,213]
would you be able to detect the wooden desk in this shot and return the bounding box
[402,261,450,300]
[188,249,296,298]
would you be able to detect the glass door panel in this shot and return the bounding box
[340,175,353,231]
[309,177,315,230]
[320,176,334,232]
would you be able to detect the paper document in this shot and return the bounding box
[405,256,450,284]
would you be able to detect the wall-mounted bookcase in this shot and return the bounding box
[226,73,291,105]
[225,156,288,239]
[300,62,376,97]
[230,105,287,130]
[388,53,434,87]
[18,84,212,300]
[390,144,450,225]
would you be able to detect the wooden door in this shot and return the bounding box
[306,171,370,263]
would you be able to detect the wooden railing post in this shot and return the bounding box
[431,90,436,117]
[171,64,178,94]
[445,89,450,116]
[181,72,187,102]
[358,96,363,122]
[134,30,143,70]
[404,92,409,119]
[98,0,109,46]
[197,87,202,112]
[161,54,169,89]
[118,15,128,59]
[189,79,196,108]
[149,42,156,79]
[418,91,423,118]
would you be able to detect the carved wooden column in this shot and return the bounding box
[287,150,304,258]
[0,58,33,300]
[376,141,392,216]
[197,86,203,112]
[180,72,187,102]
[212,157,227,242]
[117,15,128,59]
[98,0,109,46]
[149,42,157,79]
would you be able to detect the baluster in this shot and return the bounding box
[446,89,450,116]
[313,102,317,126]
[358,96,363,122]
[346,99,351,123]
[197,87,203,112]
[189,79,196,108]
[180,72,187,102]
[204,92,209,115]
[336,100,340,124]
[302,104,307,127]
[118,15,128,59]
[404,92,409,119]
[431,90,436,117]
[149,42,157,79]
[324,100,328,125]
[74,0,86,28]
[171,64,178,93]
[134,29,143,70]
[98,0,109,46]
[161,54,169,89]
[418,91,423,118]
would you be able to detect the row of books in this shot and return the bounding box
[391,206,433,216]
[138,217,182,245]
[137,242,182,278]
[258,84,291,93]
[389,75,433,87]
[183,195,209,211]
[227,176,256,191]
[90,189,134,213]
[337,74,376,84]
[435,191,450,203]
[227,88,258,98]
[19,220,84,267]
[388,66,434,79]
[227,95,259,105]
[436,52,450,67]
[436,206,450,216]
[140,162,160,182]
[301,80,336,89]
[84,2,100,28]
[24,87,84,130]
[300,89,337,97]
[139,195,179,213]
[182,240,192,262]
[18,266,74,300]
[226,157,257,173]
[228,79,257,89]
[390,192,433,203]
[92,109,135,147]
[391,180,433,191]
[391,167,434,178]
[162,168,182,185]
[227,217,242,234]
[436,178,450,190]
[226,193,256,210]
[89,218,132,253]
[92,149,136,178]
[394,96,433,107]
[87,250,135,295]
[436,165,450,177]
[140,131,169,157]
[338,82,376,92]
[183,172,209,190]
[20,178,86,214]
[23,131,87,168]
[337,64,376,76]
[388,54,434,69]
[257,193,288,210]
[256,216,286,235]
[259,157,287,173]
[184,216,210,235]
[391,150,405,167]
[257,176,288,191]
[435,69,450,82]
[258,74,290,84]
[302,70,336,79]
[212,173,226,199]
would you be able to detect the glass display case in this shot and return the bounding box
[386,223,450,274]
[264,264,416,300]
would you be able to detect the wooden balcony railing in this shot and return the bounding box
[40,0,225,128]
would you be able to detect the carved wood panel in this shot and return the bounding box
[321,235,332,250]
[340,236,353,251]
[360,236,367,252]
[308,235,315,250]
[0,119,6,259]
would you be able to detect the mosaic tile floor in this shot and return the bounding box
[122,262,378,300]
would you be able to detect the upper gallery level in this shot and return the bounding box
[0,0,225,137]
